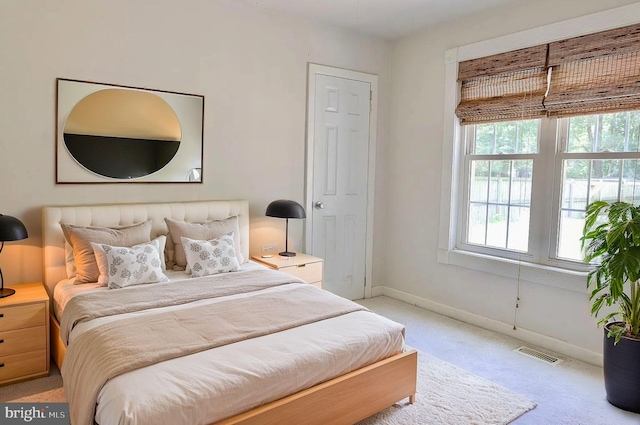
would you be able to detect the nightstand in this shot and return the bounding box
[0,282,50,386]
[251,253,323,289]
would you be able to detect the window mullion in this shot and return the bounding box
[625,112,631,152]
[484,162,492,245]
[586,160,592,207]
[595,115,602,152]
[618,159,624,201]
[492,123,497,154]
[530,118,558,264]
[505,161,514,249]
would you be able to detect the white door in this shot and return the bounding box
[309,73,371,300]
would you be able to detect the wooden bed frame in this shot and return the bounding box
[43,200,417,424]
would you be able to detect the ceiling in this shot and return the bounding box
[236,0,523,39]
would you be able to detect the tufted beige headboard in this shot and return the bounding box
[42,200,249,296]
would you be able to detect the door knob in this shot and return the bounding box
[315,201,324,210]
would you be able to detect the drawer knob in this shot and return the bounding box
[0,363,4,368]
[297,264,306,268]
[0,313,3,318]
[0,339,3,344]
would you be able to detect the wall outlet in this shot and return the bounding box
[261,243,277,253]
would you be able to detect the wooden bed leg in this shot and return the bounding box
[409,394,416,405]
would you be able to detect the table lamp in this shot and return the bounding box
[0,214,28,298]
[266,200,306,257]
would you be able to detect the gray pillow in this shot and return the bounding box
[61,220,152,284]
[164,216,244,269]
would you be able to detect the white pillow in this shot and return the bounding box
[180,234,239,277]
[90,238,169,289]
[92,236,167,286]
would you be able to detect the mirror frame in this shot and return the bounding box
[56,78,204,183]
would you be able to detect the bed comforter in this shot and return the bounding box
[60,269,405,425]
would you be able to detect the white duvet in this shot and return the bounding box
[55,265,405,425]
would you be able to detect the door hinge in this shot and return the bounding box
[364,276,367,288]
[370,90,373,113]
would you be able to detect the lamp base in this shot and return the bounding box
[279,251,296,257]
[0,287,15,298]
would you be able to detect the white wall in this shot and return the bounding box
[385,0,640,364]
[0,0,391,288]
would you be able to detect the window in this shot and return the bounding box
[459,112,640,269]
[556,112,640,261]
[463,120,537,255]
[440,8,640,287]
[444,20,640,277]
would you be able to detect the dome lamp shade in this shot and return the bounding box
[0,214,28,298]
[265,200,306,257]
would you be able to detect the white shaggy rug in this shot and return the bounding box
[2,352,535,424]
[357,352,536,425]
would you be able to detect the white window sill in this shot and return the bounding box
[437,248,589,293]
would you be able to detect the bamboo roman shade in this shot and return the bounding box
[455,23,640,124]
[545,23,640,117]
[455,45,549,124]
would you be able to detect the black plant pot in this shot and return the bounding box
[603,323,640,413]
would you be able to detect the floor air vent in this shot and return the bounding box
[513,346,562,365]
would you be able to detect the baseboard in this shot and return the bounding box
[375,286,603,367]
[371,286,384,297]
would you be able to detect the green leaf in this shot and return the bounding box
[582,201,640,336]
[585,201,609,230]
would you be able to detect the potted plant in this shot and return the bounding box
[582,200,640,413]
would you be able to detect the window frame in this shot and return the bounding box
[550,117,640,264]
[458,122,541,262]
[438,4,640,292]
[458,115,640,274]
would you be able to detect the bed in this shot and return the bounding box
[42,200,417,425]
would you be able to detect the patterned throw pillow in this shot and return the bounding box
[90,240,169,289]
[164,216,245,269]
[180,234,239,277]
[61,220,153,284]
[92,236,167,286]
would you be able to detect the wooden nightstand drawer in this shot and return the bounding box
[281,261,323,284]
[251,253,324,289]
[0,303,46,332]
[0,326,47,356]
[0,350,47,382]
[0,283,50,385]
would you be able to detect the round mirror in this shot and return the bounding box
[63,88,182,179]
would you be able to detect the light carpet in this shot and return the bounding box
[1,352,536,424]
[358,352,536,424]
